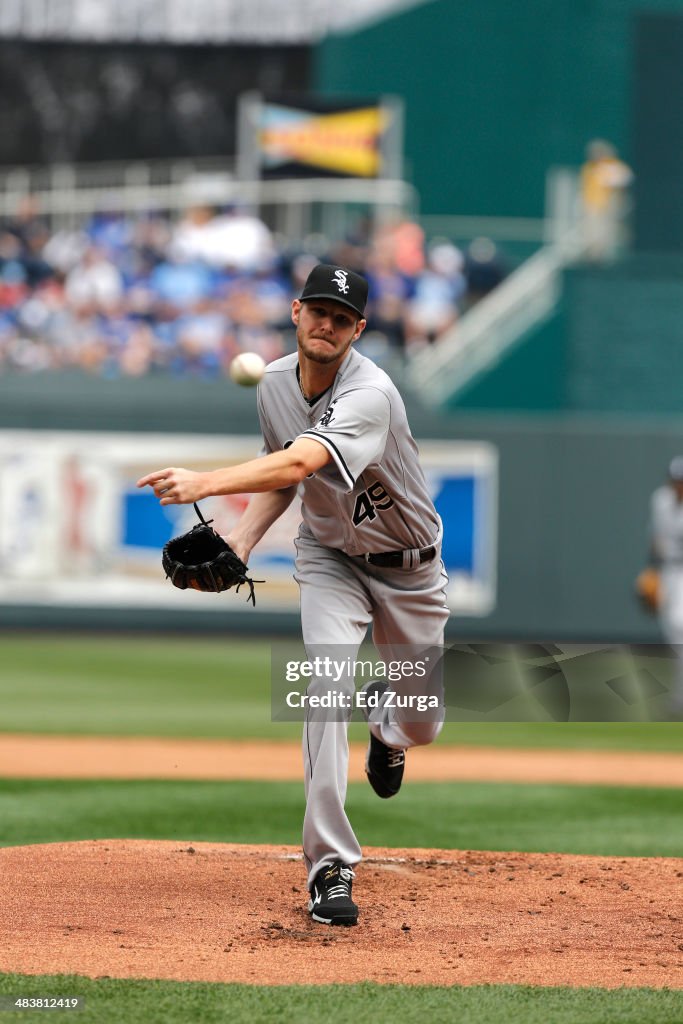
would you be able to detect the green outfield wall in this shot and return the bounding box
[314,0,683,218]
[449,312,567,412]
[451,258,683,414]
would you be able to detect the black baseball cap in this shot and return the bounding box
[299,263,368,318]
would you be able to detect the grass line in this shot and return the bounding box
[1,779,682,857]
[0,975,681,1024]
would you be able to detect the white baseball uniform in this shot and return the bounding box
[649,483,683,712]
[257,347,450,884]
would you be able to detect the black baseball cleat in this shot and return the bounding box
[361,681,406,799]
[308,862,358,926]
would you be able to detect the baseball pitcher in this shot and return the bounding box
[138,264,450,925]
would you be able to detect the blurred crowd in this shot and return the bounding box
[0,198,508,377]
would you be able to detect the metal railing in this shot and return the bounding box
[408,227,588,403]
[0,158,418,240]
[419,214,546,245]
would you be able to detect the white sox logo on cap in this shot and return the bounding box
[299,263,368,317]
[333,269,349,294]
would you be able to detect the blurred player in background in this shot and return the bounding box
[646,457,683,716]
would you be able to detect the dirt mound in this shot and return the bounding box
[0,840,681,988]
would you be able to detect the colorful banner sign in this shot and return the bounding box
[258,102,390,178]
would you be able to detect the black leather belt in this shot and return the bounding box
[365,545,436,568]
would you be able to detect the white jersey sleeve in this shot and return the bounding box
[298,387,391,492]
[257,383,278,456]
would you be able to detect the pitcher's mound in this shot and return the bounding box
[0,840,681,988]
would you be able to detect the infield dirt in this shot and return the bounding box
[1,737,682,988]
[0,840,681,988]
[1,735,683,786]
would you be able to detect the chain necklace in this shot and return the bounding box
[297,364,332,405]
[297,365,309,401]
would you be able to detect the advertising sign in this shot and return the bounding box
[239,93,403,180]
[0,432,497,615]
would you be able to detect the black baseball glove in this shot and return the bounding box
[162,504,262,605]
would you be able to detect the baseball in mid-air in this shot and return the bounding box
[229,352,266,386]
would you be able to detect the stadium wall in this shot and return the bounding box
[446,259,683,414]
[447,312,568,412]
[444,258,683,413]
[564,260,683,413]
[314,0,683,218]
[1,381,677,642]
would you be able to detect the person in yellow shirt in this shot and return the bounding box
[580,139,633,260]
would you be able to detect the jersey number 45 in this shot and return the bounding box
[352,481,395,526]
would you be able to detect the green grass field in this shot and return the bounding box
[0,975,681,1024]
[1,779,682,856]
[2,633,682,1023]
[1,633,681,748]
